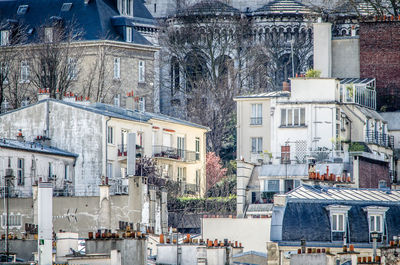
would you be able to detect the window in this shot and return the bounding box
[44,27,53,43]
[67,58,77,80]
[332,214,345,232]
[64,164,69,180]
[136,132,143,148]
[264,179,280,192]
[1,62,8,84]
[281,145,290,164]
[107,126,114,144]
[1,213,22,228]
[138,97,145,112]
[113,57,120,79]
[48,162,53,180]
[61,2,73,11]
[370,215,382,233]
[195,137,200,160]
[251,104,262,125]
[17,158,24,185]
[251,137,262,153]
[163,133,172,147]
[138,60,145,83]
[177,167,185,182]
[170,57,180,93]
[177,136,185,158]
[17,4,28,15]
[195,169,200,191]
[126,27,132,42]
[379,180,387,189]
[1,30,9,46]
[107,162,113,178]
[121,0,132,15]
[114,94,120,107]
[20,61,29,82]
[280,108,306,127]
[154,3,156,13]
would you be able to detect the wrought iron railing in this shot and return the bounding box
[152,145,196,162]
[365,130,394,149]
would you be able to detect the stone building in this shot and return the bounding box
[0,0,159,112]
[0,96,208,197]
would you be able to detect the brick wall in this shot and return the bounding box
[359,21,400,110]
[358,157,390,188]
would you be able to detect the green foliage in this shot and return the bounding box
[168,196,236,214]
[349,142,366,152]
[206,175,236,197]
[346,84,354,98]
[305,69,321,78]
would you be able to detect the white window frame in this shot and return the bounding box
[1,30,10,46]
[107,126,114,144]
[280,108,306,127]
[67,57,77,80]
[363,206,388,237]
[177,167,186,182]
[126,26,132,42]
[64,164,69,180]
[195,137,200,160]
[113,57,120,79]
[369,214,383,233]
[264,179,280,192]
[251,137,263,154]
[138,60,145,83]
[325,205,351,235]
[20,60,30,83]
[251,103,262,125]
[44,27,53,43]
[1,213,22,229]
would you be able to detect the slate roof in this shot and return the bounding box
[177,0,240,16]
[277,185,400,244]
[379,112,400,131]
[0,138,78,157]
[253,0,317,16]
[0,0,153,45]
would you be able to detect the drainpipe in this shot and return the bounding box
[46,100,50,139]
[105,117,111,178]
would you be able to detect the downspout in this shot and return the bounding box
[105,116,111,178]
[46,100,50,138]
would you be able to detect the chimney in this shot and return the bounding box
[313,22,332,78]
[16,129,24,142]
[127,133,136,176]
[282,81,291,92]
[63,92,76,103]
[38,89,50,101]
[126,91,138,111]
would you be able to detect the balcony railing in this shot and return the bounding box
[152,145,196,162]
[250,117,262,125]
[365,130,394,149]
[117,144,144,157]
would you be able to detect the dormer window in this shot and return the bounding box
[121,0,132,15]
[1,30,9,46]
[44,27,53,43]
[325,205,351,241]
[17,5,29,15]
[126,27,132,42]
[363,206,389,242]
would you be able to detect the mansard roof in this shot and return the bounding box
[253,0,318,16]
[0,0,153,46]
[177,0,240,16]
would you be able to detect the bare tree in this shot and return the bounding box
[28,19,84,98]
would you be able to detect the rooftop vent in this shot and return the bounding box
[61,3,73,12]
[17,5,29,15]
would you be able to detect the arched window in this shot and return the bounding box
[185,52,208,93]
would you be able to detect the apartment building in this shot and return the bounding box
[0,95,208,197]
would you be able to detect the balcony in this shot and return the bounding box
[117,144,144,158]
[365,130,394,149]
[250,117,262,125]
[152,145,196,162]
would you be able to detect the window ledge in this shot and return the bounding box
[279,125,307,128]
[250,123,263,126]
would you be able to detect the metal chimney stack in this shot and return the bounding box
[127,133,136,176]
[38,182,53,265]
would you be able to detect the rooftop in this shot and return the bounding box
[177,0,240,16]
[379,112,400,130]
[286,185,400,203]
[234,91,290,100]
[0,138,78,157]
[253,0,317,16]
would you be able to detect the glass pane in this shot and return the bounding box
[332,215,337,230]
[257,104,262,118]
[281,109,286,126]
[376,216,381,232]
[257,138,262,153]
[339,215,344,231]
[300,108,305,125]
[251,104,256,117]
[251,138,256,153]
[268,180,280,192]
[294,109,299,125]
[370,216,374,231]
[288,109,293,126]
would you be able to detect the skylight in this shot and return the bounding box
[17,5,29,15]
[61,3,73,12]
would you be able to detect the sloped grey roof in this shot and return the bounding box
[178,0,240,16]
[380,112,400,130]
[332,1,379,16]
[247,203,273,213]
[233,250,268,258]
[286,185,400,203]
[356,105,384,121]
[339,78,375,85]
[0,138,78,157]
[254,0,317,15]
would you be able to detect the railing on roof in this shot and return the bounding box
[152,145,197,162]
[340,79,376,109]
[365,130,394,149]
